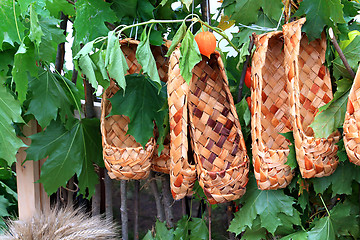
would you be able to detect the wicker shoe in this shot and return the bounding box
[283,18,340,178]
[167,48,197,200]
[101,39,169,180]
[343,66,360,165]
[188,52,249,204]
[251,31,294,190]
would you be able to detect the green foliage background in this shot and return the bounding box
[0,0,359,238]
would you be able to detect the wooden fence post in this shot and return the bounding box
[16,120,50,220]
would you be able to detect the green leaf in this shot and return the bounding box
[29,4,44,48]
[137,0,154,21]
[12,43,38,103]
[90,50,110,90]
[280,231,308,240]
[45,0,75,17]
[73,0,116,48]
[189,218,208,240]
[0,0,25,50]
[181,0,193,11]
[173,216,189,240]
[319,78,352,112]
[307,217,335,240]
[279,132,297,170]
[111,0,137,19]
[230,0,283,25]
[235,98,251,140]
[296,0,345,40]
[311,161,360,197]
[336,139,347,162]
[155,220,174,240]
[37,12,66,62]
[241,217,267,240]
[229,177,300,235]
[143,230,154,240]
[74,41,99,90]
[0,195,10,217]
[310,89,348,138]
[26,120,100,197]
[0,84,26,165]
[77,118,102,197]
[109,74,167,148]
[166,21,187,57]
[333,35,360,79]
[179,30,201,84]
[27,69,74,129]
[105,31,128,91]
[136,27,161,88]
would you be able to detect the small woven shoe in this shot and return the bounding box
[101,39,169,180]
[283,18,340,178]
[188,52,249,204]
[167,48,197,200]
[251,31,294,190]
[343,66,360,165]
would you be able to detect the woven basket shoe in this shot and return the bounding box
[151,135,171,174]
[251,31,294,190]
[188,51,249,204]
[343,66,360,165]
[101,39,169,180]
[167,48,197,200]
[283,18,340,178]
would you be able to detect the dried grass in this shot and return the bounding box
[1,206,118,240]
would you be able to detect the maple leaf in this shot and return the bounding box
[0,84,26,165]
[109,74,167,149]
[26,119,102,197]
[229,177,301,235]
[296,0,345,40]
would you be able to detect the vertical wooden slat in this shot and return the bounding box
[16,120,50,220]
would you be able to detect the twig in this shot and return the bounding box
[104,172,113,221]
[120,180,128,240]
[237,35,255,103]
[226,202,235,240]
[66,0,75,5]
[149,171,165,221]
[329,28,356,79]
[161,174,174,228]
[55,12,68,73]
[134,180,140,240]
[208,203,212,240]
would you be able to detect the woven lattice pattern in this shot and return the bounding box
[101,39,169,180]
[188,52,249,204]
[151,141,170,174]
[343,66,360,165]
[251,31,294,190]
[167,49,196,200]
[283,18,339,178]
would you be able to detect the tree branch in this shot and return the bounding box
[120,180,128,240]
[161,174,174,228]
[149,171,165,221]
[329,28,356,79]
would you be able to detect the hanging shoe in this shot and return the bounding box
[343,66,360,165]
[283,18,340,178]
[251,31,294,189]
[188,51,249,204]
[167,48,197,200]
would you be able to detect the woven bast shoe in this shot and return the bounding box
[343,66,360,165]
[151,136,171,174]
[251,31,294,190]
[101,39,169,180]
[283,18,340,178]
[188,52,249,204]
[167,48,197,200]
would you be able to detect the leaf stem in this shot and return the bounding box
[45,63,82,119]
[13,0,23,45]
[200,20,240,53]
[319,194,330,216]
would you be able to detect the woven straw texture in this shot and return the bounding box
[251,31,294,190]
[188,52,249,204]
[343,66,360,165]
[283,18,339,178]
[167,49,197,200]
[151,136,171,174]
[101,39,169,180]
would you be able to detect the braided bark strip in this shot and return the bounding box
[251,31,294,190]
[343,66,360,165]
[101,39,170,180]
[151,136,171,174]
[188,52,249,204]
[283,18,340,178]
[167,49,196,200]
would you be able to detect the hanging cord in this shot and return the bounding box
[135,19,139,40]
[190,0,195,33]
